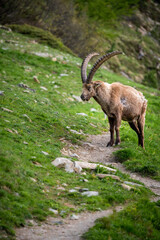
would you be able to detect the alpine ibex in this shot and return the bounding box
[80,51,147,148]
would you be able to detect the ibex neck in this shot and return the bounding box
[94,82,111,110]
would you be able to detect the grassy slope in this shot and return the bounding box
[83,199,160,240]
[0,28,159,238]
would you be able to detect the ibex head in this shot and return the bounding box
[80,51,122,101]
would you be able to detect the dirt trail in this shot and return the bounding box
[16,133,160,240]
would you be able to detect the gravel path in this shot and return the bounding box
[16,133,160,240]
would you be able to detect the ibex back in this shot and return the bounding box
[80,51,147,148]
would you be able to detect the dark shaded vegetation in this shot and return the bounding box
[7,24,73,55]
[0,0,160,89]
[74,0,140,22]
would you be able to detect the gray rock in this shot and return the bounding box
[97,174,120,181]
[90,108,98,112]
[49,208,58,214]
[124,181,143,187]
[70,214,79,220]
[74,161,82,173]
[72,95,82,102]
[81,191,99,197]
[51,157,74,173]
[121,184,134,191]
[76,113,88,117]
[69,189,78,193]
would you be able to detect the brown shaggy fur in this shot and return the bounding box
[81,81,147,148]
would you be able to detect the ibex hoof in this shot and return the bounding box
[106,141,114,147]
[115,139,121,145]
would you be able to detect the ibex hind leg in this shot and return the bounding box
[137,116,145,148]
[115,115,121,145]
[137,102,147,149]
[128,121,141,146]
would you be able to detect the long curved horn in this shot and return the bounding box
[87,51,122,83]
[81,52,99,83]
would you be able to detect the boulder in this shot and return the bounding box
[81,191,99,197]
[97,174,120,181]
[51,157,74,173]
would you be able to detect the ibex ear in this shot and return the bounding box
[94,82,102,89]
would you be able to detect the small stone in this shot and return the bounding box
[90,123,97,128]
[124,181,143,187]
[70,129,84,135]
[60,73,68,77]
[83,179,89,182]
[32,161,42,167]
[69,189,78,193]
[49,208,58,214]
[121,184,134,191]
[33,76,40,83]
[57,186,65,191]
[90,108,98,112]
[14,192,20,197]
[40,86,48,91]
[30,178,37,182]
[41,151,49,155]
[81,191,99,197]
[72,95,82,102]
[23,141,28,145]
[97,174,120,181]
[12,129,18,134]
[62,183,68,187]
[2,107,13,113]
[6,128,14,133]
[0,91,4,95]
[74,187,81,190]
[70,214,79,220]
[23,114,32,122]
[76,113,88,117]
[81,172,87,176]
[4,120,10,123]
[23,90,30,93]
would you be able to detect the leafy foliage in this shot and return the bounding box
[74,0,140,22]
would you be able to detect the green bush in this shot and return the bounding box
[113,149,134,163]
[74,0,140,22]
[143,70,158,89]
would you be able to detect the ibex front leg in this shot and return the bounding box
[115,114,121,145]
[107,117,115,147]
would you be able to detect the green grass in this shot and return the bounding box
[0,28,159,239]
[83,199,160,240]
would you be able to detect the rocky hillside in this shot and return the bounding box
[0,0,160,88]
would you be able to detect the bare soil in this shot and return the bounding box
[16,133,160,240]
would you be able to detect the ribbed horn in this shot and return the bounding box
[81,52,99,83]
[87,51,122,83]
